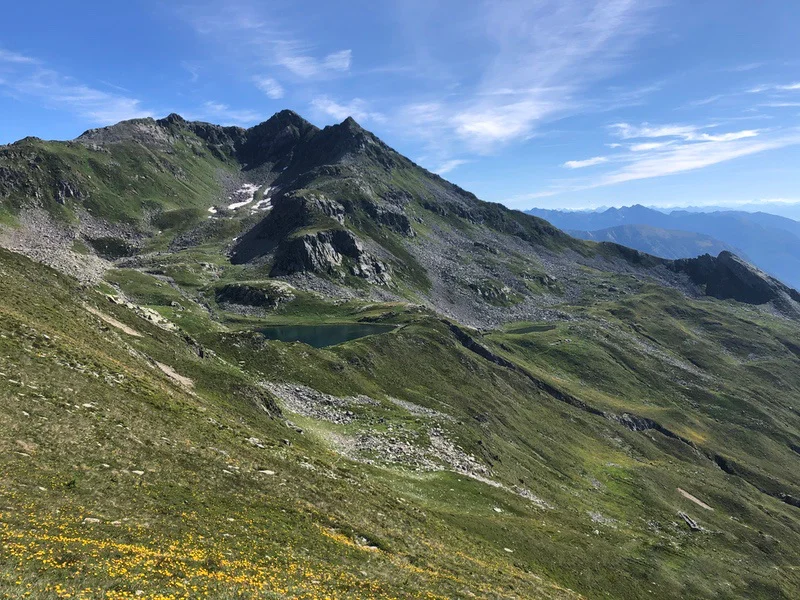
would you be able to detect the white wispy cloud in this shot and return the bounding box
[684,78,800,109]
[189,101,262,125]
[0,48,40,64]
[563,156,608,169]
[611,122,759,143]
[396,0,659,155]
[695,130,760,142]
[748,82,800,93]
[310,96,384,124]
[322,49,352,71]
[253,76,284,99]
[452,99,559,146]
[597,133,798,186]
[275,45,352,78]
[760,101,800,108]
[0,52,151,125]
[183,4,352,82]
[725,62,764,73]
[630,141,673,151]
[435,159,470,174]
[181,61,201,82]
[685,94,725,107]
[611,122,701,139]
[524,123,800,199]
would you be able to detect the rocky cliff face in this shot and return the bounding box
[674,251,800,307]
[0,139,86,208]
[215,281,295,309]
[271,229,391,285]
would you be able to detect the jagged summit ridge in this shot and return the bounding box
[2,109,800,323]
[72,110,393,174]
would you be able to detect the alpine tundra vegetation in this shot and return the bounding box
[0,110,799,600]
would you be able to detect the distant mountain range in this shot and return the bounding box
[528,205,800,289]
[568,224,742,261]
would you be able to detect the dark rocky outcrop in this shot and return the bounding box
[271,229,390,284]
[236,110,319,170]
[673,251,800,306]
[362,200,414,236]
[0,143,87,209]
[271,229,354,275]
[230,191,346,264]
[215,282,295,309]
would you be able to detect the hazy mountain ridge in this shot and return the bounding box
[529,204,800,289]
[568,223,742,260]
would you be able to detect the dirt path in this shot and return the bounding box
[678,487,713,510]
[85,305,142,337]
[155,361,194,389]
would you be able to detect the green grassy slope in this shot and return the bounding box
[1,247,799,599]
[0,134,234,225]
[1,113,799,599]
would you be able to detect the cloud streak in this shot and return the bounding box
[394,0,660,158]
[749,82,800,93]
[597,133,798,186]
[310,96,384,123]
[181,2,352,92]
[563,156,608,169]
[274,45,352,78]
[253,76,284,99]
[0,51,152,125]
[0,48,40,64]
[435,159,470,174]
[611,122,760,143]
[188,101,263,125]
[528,123,800,199]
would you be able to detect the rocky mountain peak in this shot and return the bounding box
[76,117,167,146]
[266,109,315,128]
[339,115,363,131]
[246,110,319,140]
[237,110,319,169]
[295,116,404,171]
[330,116,375,144]
[8,136,43,147]
[161,112,187,125]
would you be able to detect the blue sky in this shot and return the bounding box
[1,0,799,211]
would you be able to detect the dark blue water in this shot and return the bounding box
[259,323,396,348]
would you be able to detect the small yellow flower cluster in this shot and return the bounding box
[0,509,449,599]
